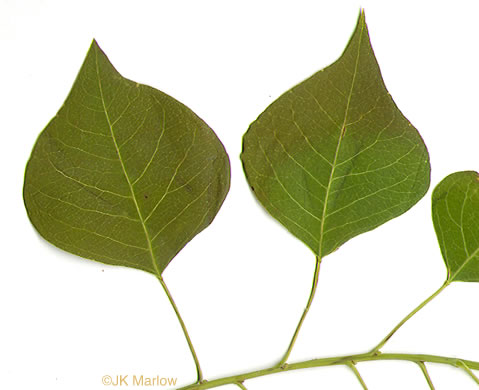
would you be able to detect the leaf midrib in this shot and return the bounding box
[449,245,479,282]
[94,48,160,276]
[318,19,365,257]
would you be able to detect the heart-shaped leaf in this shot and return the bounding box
[23,40,230,275]
[241,11,430,258]
[432,171,479,282]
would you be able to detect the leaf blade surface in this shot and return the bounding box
[24,40,230,275]
[432,171,479,282]
[241,12,430,257]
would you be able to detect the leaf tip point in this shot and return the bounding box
[90,38,101,51]
[359,8,366,21]
[90,38,100,50]
[355,8,367,31]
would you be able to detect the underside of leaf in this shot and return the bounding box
[24,40,230,275]
[241,11,430,257]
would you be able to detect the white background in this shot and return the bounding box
[2,0,479,389]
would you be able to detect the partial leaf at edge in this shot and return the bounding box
[432,171,479,282]
[241,11,430,258]
[23,40,230,275]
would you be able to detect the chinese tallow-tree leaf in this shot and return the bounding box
[432,171,479,282]
[241,11,430,258]
[23,40,230,275]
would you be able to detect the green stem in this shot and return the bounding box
[346,362,369,389]
[417,362,435,390]
[157,276,203,384]
[371,280,449,353]
[278,256,322,366]
[458,360,479,385]
[235,382,248,390]
[176,352,479,390]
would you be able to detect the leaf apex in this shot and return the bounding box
[359,8,366,18]
[90,38,100,50]
[358,8,366,25]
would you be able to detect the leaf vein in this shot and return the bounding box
[32,185,140,222]
[289,112,334,167]
[272,130,328,190]
[335,115,397,168]
[110,92,141,127]
[95,47,160,275]
[132,99,167,185]
[151,170,217,242]
[302,88,342,129]
[256,135,323,222]
[326,173,414,219]
[117,106,154,149]
[318,18,365,256]
[52,137,118,161]
[144,126,198,223]
[245,168,320,246]
[46,156,132,199]
[36,205,148,251]
[333,144,418,180]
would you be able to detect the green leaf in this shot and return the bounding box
[241,11,430,258]
[432,171,479,282]
[23,40,230,275]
